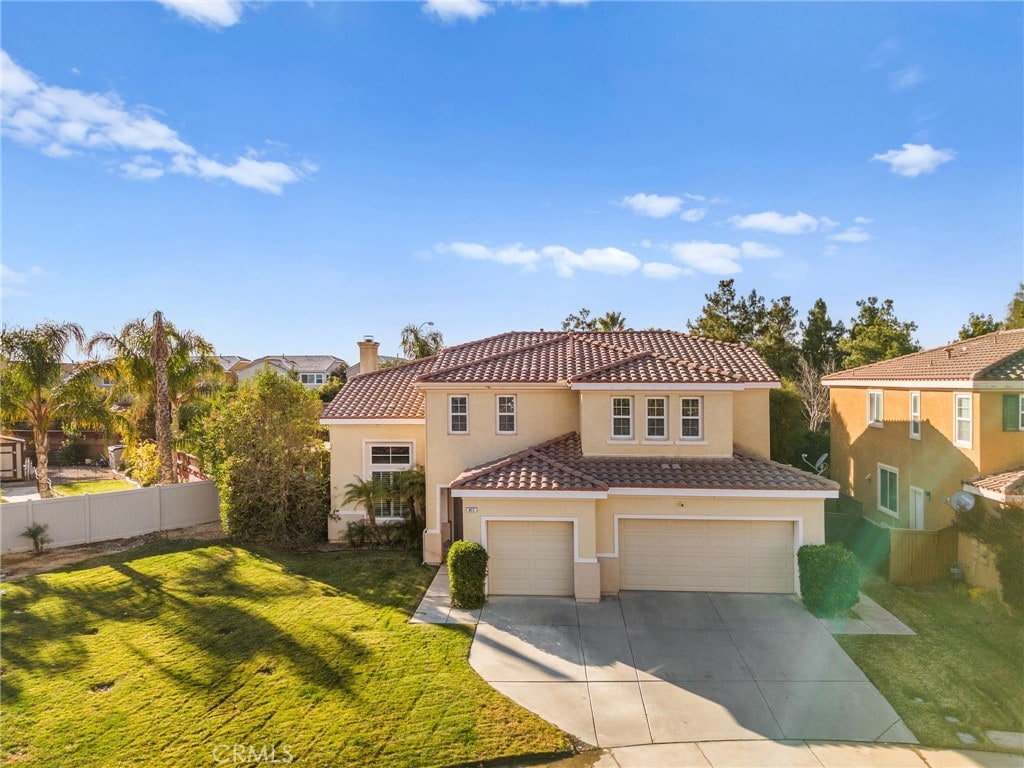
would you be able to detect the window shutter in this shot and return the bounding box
[1004,395,1021,431]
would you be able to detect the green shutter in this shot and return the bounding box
[1005,394,1021,431]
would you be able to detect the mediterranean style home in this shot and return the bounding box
[323,331,837,602]
[823,328,1024,589]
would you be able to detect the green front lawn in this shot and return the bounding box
[51,479,136,496]
[838,575,1024,751]
[1,543,570,767]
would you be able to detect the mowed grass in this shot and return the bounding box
[52,479,136,496]
[1,543,570,767]
[838,575,1024,751]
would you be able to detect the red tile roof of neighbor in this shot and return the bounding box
[449,433,839,494]
[822,328,1024,384]
[322,331,778,420]
[968,466,1024,500]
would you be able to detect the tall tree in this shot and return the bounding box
[958,313,1002,340]
[1006,283,1024,330]
[794,355,834,432]
[595,311,627,331]
[800,298,846,371]
[0,322,108,498]
[838,297,920,369]
[400,322,444,359]
[86,315,219,444]
[151,311,174,485]
[562,308,628,331]
[756,296,799,379]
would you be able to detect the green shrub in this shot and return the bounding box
[953,500,1023,610]
[345,519,372,548]
[798,542,861,617]
[447,541,488,609]
[344,517,423,551]
[124,441,160,486]
[59,439,89,465]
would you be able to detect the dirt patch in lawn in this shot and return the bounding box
[0,521,224,580]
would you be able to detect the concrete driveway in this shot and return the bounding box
[470,592,916,749]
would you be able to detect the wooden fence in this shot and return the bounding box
[889,526,958,585]
[174,450,210,482]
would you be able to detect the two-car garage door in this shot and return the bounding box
[619,519,795,593]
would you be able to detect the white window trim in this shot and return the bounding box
[953,393,972,449]
[1018,394,1024,431]
[877,463,899,519]
[867,390,884,428]
[679,396,704,441]
[448,394,469,435]
[496,394,517,435]
[645,397,668,441]
[909,391,921,440]
[611,396,633,440]
[363,441,415,520]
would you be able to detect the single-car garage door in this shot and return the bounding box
[487,521,574,596]
[619,519,795,593]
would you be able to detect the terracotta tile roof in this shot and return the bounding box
[450,432,839,494]
[823,329,1024,384]
[323,331,777,420]
[967,466,1024,500]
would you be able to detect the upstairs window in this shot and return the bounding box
[497,395,517,434]
[909,392,921,439]
[645,397,667,439]
[954,394,972,447]
[449,395,469,434]
[300,372,325,385]
[680,397,703,440]
[612,397,633,439]
[1003,394,1024,432]
[370,445,411,465]
[868,390,884,427]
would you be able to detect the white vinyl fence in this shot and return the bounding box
[1,481,220,554]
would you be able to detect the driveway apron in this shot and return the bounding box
[469,592,916,749]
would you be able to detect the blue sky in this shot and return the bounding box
[2,1,1022,362]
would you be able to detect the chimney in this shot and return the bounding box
[358,335,380,374]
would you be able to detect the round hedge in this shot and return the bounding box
[797,542,861,617]
[447,541,488,609]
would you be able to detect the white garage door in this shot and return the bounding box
[487,521,574,596]
[619,519,795,593]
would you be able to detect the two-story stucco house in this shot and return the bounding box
[823,328,1024,589]
[236,355,346,389]
[323,331,838,602]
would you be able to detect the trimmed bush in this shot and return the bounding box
[798,543,861,617]
[447,541,488,609]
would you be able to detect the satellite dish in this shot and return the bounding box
[950,491,976,512]
[801,452,829,475]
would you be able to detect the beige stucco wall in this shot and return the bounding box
[732,389,771,458]
[326,422,426,542]
[577,390,734,457]
[421,387,579,562]
[979,391,1024,472]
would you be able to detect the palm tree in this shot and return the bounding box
[394,466,426,526]
[596,311,627,331]
[341,476,390,543]
[86,315,221,447]
[0,322,108,498]
[400,322,444,359]
[151,311,174,485]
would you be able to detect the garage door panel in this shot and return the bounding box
[488,521,573,597]
[620,519,794,593]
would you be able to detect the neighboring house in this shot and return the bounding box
[214,355,251,384]
[236,355,346,389]
[323,332,837,601]
[823,328,1024,589]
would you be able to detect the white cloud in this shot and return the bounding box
[0,49,312,194]
[890,65,927,92]
[740,241,781,259]
[828,227,872,243]
[158,0,245,28]
[729,210,819,235]
[872,143,955,177]
[434,242,540,269]
[620,192,683,218]
[680,207,707,222]
[640,239,653,249]
[641,262,685,280]
[818,216,839,229]
[683,193,705,201]
[423,0,493,22]
[1,264,46,298]
[824,245,840,256]
[854,216,873,224]
[542,246,640,278]
[435,241,639,278]
[670,241,742,275]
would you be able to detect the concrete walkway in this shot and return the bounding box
[469,593,916,749]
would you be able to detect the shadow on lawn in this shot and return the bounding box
[0,539,369,702]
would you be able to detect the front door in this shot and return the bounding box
[910,487,925,530]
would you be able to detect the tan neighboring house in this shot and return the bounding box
[322,331,837,602]
[823,328,1024,589]
[236,355,346,389]
[215,355,251,384]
